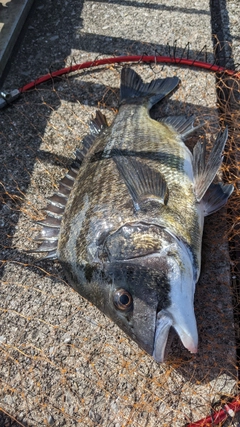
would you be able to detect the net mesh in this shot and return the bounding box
[0,57,240,426]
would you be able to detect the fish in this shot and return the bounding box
[34,68,234,362]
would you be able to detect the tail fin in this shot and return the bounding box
[120,68,180,108]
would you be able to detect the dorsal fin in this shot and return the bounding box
[161,115,202,139]
[193,127,229,202]
[113,154,168,211]
[32,110,108,260]
[75,110,109,161]
[89,109,108,134]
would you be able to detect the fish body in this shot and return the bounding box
[36,68,234,362]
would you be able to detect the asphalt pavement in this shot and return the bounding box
[0,1,240,426]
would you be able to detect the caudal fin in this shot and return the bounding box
[120,68,180,108]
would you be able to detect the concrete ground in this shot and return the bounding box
[0,1,239,426]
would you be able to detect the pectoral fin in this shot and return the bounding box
[113,155,169,211]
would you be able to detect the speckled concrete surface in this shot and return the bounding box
[0,1,239,426]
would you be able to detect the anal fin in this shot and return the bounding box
[193,127,229,202]
[162,115,202,139]
[201,182,234,216]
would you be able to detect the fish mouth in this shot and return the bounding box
[152,311,173,362]
[152,308,198,363]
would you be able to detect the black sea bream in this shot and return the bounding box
[35,68,234,362]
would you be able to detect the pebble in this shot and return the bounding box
[48,415,55,425]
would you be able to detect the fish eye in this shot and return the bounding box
[113,289,133,311]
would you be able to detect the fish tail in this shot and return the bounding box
[120,68,180,108]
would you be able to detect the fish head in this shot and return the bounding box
[100,222,198,362]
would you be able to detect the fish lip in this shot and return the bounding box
[152,308,198,363]
[152,311,173,363]
[152,235,198,363]
[172,318,198,354]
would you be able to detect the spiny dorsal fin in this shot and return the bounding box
[161,115,202,139]
[33,110,108,260]
[113,154,168,211]
[33,189,68,259]
[193,127,228,202]
[201,182,234,216]
[120,68,180,109]
[75,110,109,162]
[89,109,108,134]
